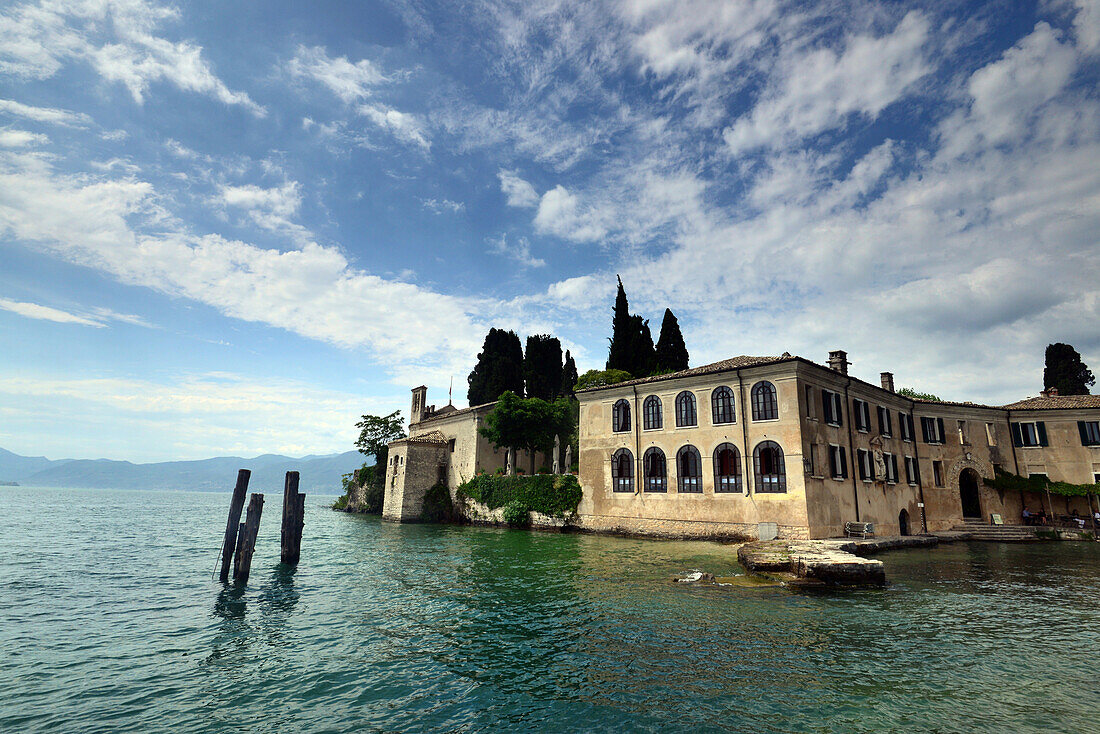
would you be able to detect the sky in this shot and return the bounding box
[1,0,1098,462]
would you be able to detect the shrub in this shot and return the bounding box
[501,500,530,526]
[421,482,454,524]
[575,368,632,391]
[457,473,582,518]
[331,494,349,511]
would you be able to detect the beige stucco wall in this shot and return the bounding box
[579,359,1100,539]
[578,365,810,540]
[381,440,448,522]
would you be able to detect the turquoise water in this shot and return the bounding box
[2,487,1099,733]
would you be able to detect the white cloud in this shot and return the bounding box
[0,0,263,114]
[723,11,931,154]
[421,198,465,214]
[534,185,608,242]
[487,233,545,268]
[498,169,539,207]
[287,45,386,102]
[1074,0,1100,52]
[0,298,105,327]
[358,103,430,149]
[0,128,47,147]
[0,98,91,126]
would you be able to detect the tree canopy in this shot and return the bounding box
[575,368,632,391]
[654,308,689,373]
[352,410,406,500]
[898,387,943,401]
[478,391,575,472]
[606,277,657,376]
[467,328,525,404]
[560,349,579,397]
[523,334,563,402]
[1044,343,1094,395]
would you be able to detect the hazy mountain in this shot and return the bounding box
[0,447,366,493]
[0,447,73,481]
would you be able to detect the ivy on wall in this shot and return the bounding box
[984,467,1099,498]
[457,473,582,518]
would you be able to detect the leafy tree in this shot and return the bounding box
[468,328,525,404]
[1044,343,1095,395]
[606,277,657,376]
[654,308,689,373]
[479,391,575,473]
[524,334,563,401]
[335,411,406,513]
[606,276,633,373]
[898,387,942,401]
[560,350,579,398]
[575,368,632,391]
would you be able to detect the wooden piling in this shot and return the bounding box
[219,469,251,582]
[233,493,264,584]
[281,471,305,565]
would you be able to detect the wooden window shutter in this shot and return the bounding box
[1011,422,1023,447]
[1037,422,1048,446]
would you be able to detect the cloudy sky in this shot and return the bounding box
[1,0,1098,462]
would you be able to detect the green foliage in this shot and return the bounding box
[654,308,689,373]
[334,461,385,514]
[457,473,583,518]
[1044,343,1095,395]
[355,411,406,457]
[468,328,525,404]
[524,334,564,401]
[478,391,575,466]
[501,500,531,526]
[331,494,349,510]
[606,276,657,377]
[983,467,1099,498]
[575,368,632,391]
[898,387,943,401]
[421,482,454,523]
[560,350,579,399]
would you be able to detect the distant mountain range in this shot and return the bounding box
[0,446,366,493]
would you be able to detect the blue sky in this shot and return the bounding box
[1,0,1098,462]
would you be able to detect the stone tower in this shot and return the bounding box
[410,385,428,426]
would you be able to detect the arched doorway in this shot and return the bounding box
[959,468,982,519]
[899,509,910,536]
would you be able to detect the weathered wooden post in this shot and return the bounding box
[280,471,306,565]
[219,469,251,582]
[233,493,264,584]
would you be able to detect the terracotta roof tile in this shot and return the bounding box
[575,355,792,393]
[1001,395,1100,410]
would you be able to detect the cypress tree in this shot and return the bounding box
[523,334,564,402]
[560,350,579,397]
[629,314,657,378]
[606,276,633,373]
[1044,343,1095,395]
[654,308,689,373]
[467,328,525,404]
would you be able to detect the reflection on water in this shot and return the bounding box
[2,487,1100,734]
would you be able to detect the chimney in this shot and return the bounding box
[827,350,850,375]
[880,372,895,393]
[410,385,428,425]
[1041,387,1058,398]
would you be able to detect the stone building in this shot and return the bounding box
[576,351,1100,540]
[381,386,548,522]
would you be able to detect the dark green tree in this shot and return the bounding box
[606,277,657,377]
[338,410,406,513]
[654,308,689,373]
[478,391,575,473]
[575,368,632,391]
[628,314,657,377]
[523,334,563,401]
[468,328,525,404]
[606,276,633,373]
[560,350,579,397]
[1044,343,1095,395]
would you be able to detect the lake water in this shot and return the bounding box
[2,487,1099,732]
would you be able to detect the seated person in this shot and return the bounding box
[1022,506,1032,525]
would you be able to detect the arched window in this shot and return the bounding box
[612,399,631,433]
[714,443,742,492]
[754,440,786,493]
[643,447,666,492]
[677,445,702,493]
[711,386,735,425]
[675,391,697,427]
[611,448,633,492]
[751,381,778,421]
[643,395,663,430]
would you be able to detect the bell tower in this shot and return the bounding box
[410,385,428,426]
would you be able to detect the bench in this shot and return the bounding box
[844,521,875,539]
